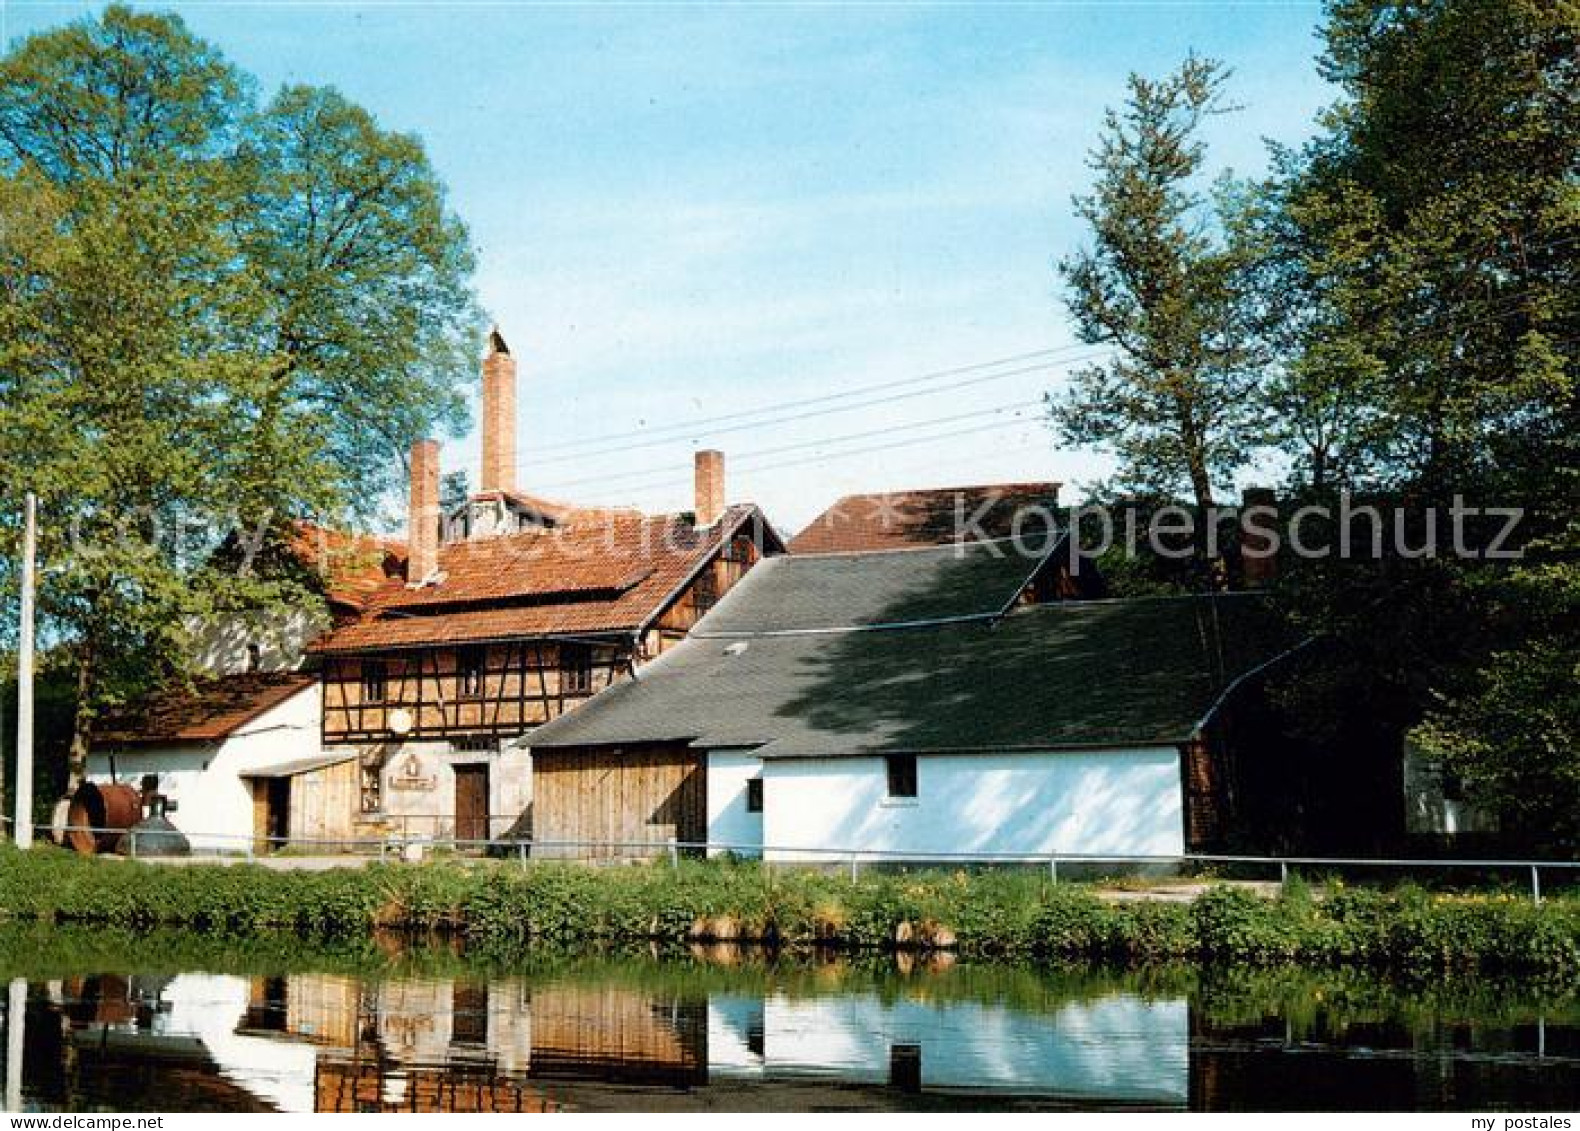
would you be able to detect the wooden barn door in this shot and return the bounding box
[454,764,490,846]
[533,745,705,858]
[251,778,290,854]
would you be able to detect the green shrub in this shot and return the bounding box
[0,848,1575,975]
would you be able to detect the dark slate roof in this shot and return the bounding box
[527,594,1295,757]
[693,537,1060,636]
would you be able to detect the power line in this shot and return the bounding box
[439,277,1573,505]
[516,284,1573,507]
[442,347,1109,476]
[549,414,1051,506]
[521,342,1098,458]
[535,399,1046,493]
[743,416,1048,476]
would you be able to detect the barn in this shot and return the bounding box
[88,673,359,853]
[524,536,1296,861]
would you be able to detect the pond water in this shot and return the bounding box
[0,927,1575,1112]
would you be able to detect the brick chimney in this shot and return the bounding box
[1240,486,1278,588]
[409,438,440,583]
[694,449,725,527]
[481,327,516,494]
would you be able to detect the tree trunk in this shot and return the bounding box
[1180,414,1224,587]
[1186,456,1216,514]
[65,640,97,794]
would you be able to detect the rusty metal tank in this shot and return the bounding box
[65,781,144,855]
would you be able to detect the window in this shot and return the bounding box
[745,778,763,813]
[452,983,489,1046]
[885,753,917,799]
[458,645,486,698]
[359,763,382,814]
[359,748,383,814]
[360,660,387,704]
[692,565,720,615]
[560,643,594,695]
[890,1044,922,1093]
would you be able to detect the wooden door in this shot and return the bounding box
[532,745,705,859]
[454,764,490,846]
[252,778,290,854]
[251,780,270,855]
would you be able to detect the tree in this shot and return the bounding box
[1252,0,1579,848]
[0,6,480,790]
[1257,0,1577,500]
[1052,56,1264,513]
[1415,633,1580,853]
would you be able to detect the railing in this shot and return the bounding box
[36,823,1580,902]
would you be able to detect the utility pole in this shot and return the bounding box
[14,494,35,849]
[4,978,23,1113]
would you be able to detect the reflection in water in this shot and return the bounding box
[1,945,1575,1112]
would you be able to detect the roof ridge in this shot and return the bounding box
[1006,590,1274,611]
[829,480,1061,502]
[785,533,1059,561]
[692,610,1002,640]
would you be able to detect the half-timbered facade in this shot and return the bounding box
[300,331,782,845]
[312,510,775,746]
[309,506,777,844]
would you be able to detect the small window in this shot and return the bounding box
[245,642,262,673]
[560,643,594,695]
[692,566,720,614]
[359,762,382,814]
[890,1043,922,1093]
[885,753,917,799]
[360,660,388,704]
[745,778,763,813]
[458,645,486,698]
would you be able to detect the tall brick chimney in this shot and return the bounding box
[694,449,725,527]
[409,438,440,583]
[1240,486,1278,588]
[481,327,517,494]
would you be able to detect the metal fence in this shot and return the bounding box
[35,822,1580,902]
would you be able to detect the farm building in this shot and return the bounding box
[525,533,1295,861]
[78,527,409,852]
[87,673,357,853]
[301,330,782,847]
[87,330,780,851]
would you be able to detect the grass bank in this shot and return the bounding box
[0,848,1576,975]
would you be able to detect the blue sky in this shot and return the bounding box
[4,1,1334,532]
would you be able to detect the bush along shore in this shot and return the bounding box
[0,849,1576,976]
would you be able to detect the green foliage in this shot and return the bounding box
[1244,1,1580,848]
[1250,0,1578,497]
[1,850,1576,976]
[0,5,480,773]
[1415,635,1580,852]
[1054,55,1265,511]
[1062,2,1579,848]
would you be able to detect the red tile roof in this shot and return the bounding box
[789,482,1062,554]
[97,673,316,746]
[289,523,408,611]
[310,504,773,654]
